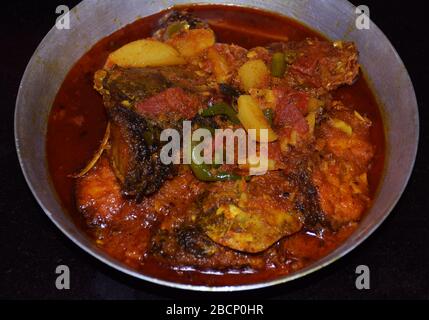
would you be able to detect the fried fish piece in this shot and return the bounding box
[108,105,176,200]
[282,39,359,91]
[198,174,303,253]
[94,66,171,110]
[204,203,302,253]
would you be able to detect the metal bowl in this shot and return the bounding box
[15,0,418,291]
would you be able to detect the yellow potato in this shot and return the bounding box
[168,29,215,58]
[237,95,278,142]
[106,39,185,68]
[306,112,316,135]
[207,47,230,83]
[238,59,270,92]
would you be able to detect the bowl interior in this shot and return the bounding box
[15,0,418,291]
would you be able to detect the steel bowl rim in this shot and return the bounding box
[14,0,419,292]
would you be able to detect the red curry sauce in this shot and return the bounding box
[46,5,385,286]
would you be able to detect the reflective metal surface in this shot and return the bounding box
[15,0,419,291]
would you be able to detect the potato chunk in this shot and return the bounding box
[207,46,230,83]
[238,59,270,92]
[106,39,185,68]
[237,95,278,142]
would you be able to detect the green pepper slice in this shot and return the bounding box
[271,52,286,77]
[201,102,240,124]
[189,139,242,181]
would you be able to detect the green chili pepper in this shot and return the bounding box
[201,102,240,124]
[189,140,242,181]
[271,52,287,77]
[190,162,242,181]
[263,108,274,125]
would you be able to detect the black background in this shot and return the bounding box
[0,0,428,300]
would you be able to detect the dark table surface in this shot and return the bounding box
[1,0,428,300]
